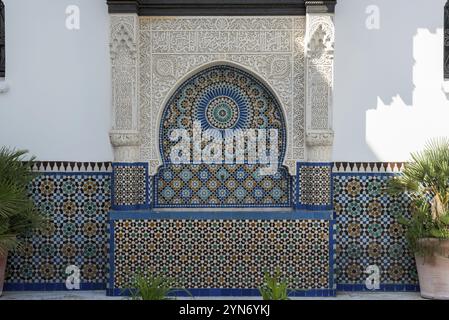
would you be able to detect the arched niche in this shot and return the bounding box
[154,64,292,208]
[152,60,296,174]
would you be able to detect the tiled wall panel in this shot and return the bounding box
[4,162,420,294]
[296,163,332,210]
[4,170,111,290]
[112,163,149,210]
[155,165,291,208]
[333,170,419,291]
[109,217,335,296]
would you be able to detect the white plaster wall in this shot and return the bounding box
[0,0,448,162]
[333,0,449,162]
[0,0,113,161]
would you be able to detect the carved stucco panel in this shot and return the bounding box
[110,14,140,162]
[138,16,306,175]
[110,15,139,132]
[305,13,335,162]
[306,14,334,131]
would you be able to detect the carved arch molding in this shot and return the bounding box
[108,1,336,176]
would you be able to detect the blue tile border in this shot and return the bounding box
[111,203,151,211]
[109,209,335,221]
[336,284,420,292]
[111,162,151,211]
[107,219,116,292]
[329,220,337,290]
[296,203,333,211]
[4,283,106,291]
[106,288,337,297]
[333,172,398,177]
[153,203,293,209]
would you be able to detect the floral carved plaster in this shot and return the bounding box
[138,16,306,175]
[110,14,140,162]
[110,14,336,169]
[305,13,335,162]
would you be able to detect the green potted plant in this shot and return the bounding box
[388,138,449,299]
[0,148,43,296]
[258,268,290,300]
[129,273,191,300]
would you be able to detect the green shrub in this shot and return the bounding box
[388,138,449,255]
[130,273,191,300]
[0,148,43,256]
[258,268,290,300]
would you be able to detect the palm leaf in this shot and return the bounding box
[387,138,449,255]
[0,147,42,254]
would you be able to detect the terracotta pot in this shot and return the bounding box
[0,252,7,297]
[415,239,449,300]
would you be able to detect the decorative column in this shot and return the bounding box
[109,14,140,162]
[296,1,335,211]
[109,14,150,210]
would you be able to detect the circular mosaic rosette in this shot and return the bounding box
[197,84,249,131]
[160,65,286,162]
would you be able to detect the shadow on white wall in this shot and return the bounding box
[0,0,113,162]
[333,0,449,162]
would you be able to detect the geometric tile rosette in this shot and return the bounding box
[334,174,418,287]
[156,65,291,208]
[159,65,287,163]
[113,165,147,207]
[113,219,331,290]
[5,173,111,286]
[298,165,332,208]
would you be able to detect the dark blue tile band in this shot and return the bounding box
[106,288,337,297]
[109,209,334,221]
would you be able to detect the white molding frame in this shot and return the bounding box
[109,14,336,170]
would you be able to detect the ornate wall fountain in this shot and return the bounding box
[106,0,337,296]
[0,1,420,295]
